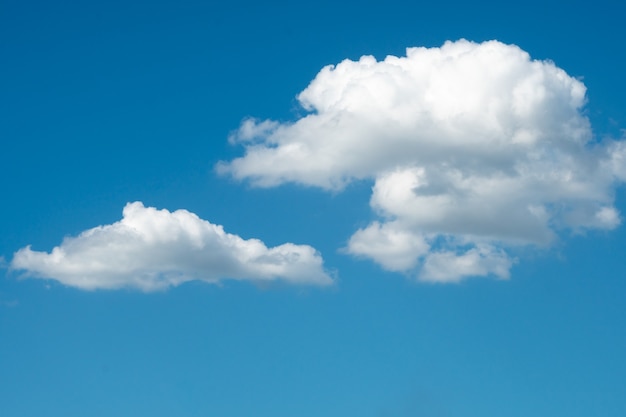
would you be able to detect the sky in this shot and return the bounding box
[1,0,626,416]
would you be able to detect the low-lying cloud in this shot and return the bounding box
[219,39,626,282]
[11,202,333,291]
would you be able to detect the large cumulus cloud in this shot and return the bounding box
[11,202,333,291]
[218,39,626,282]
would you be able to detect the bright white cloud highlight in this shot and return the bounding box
[219,39,626,282]
[11,202,333,291]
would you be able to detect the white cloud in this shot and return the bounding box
[421,246,514,283]
[219,39,626,282]
[11,202,333,291]
[347,221,429,271]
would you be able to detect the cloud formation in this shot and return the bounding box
[219,39,626,282]
[11,202,332,291]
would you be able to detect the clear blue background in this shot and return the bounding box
[1,0,625,415]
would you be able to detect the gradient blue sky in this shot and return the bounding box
[2,0,626,416]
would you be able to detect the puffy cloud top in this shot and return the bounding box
[11,202,333,291]
[219,40,591,190]
[219,39,626,282]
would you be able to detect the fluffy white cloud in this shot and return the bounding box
[420,246,514,283]
[219,39,626,282]
[347,221,429,271]
[11,202,333,291]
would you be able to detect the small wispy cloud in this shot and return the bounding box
[219,39,626,282]
[0,287,18,308]
[11,202,333,291]
[0,299,19,308]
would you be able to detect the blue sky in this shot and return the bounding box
[2,0,626,416]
